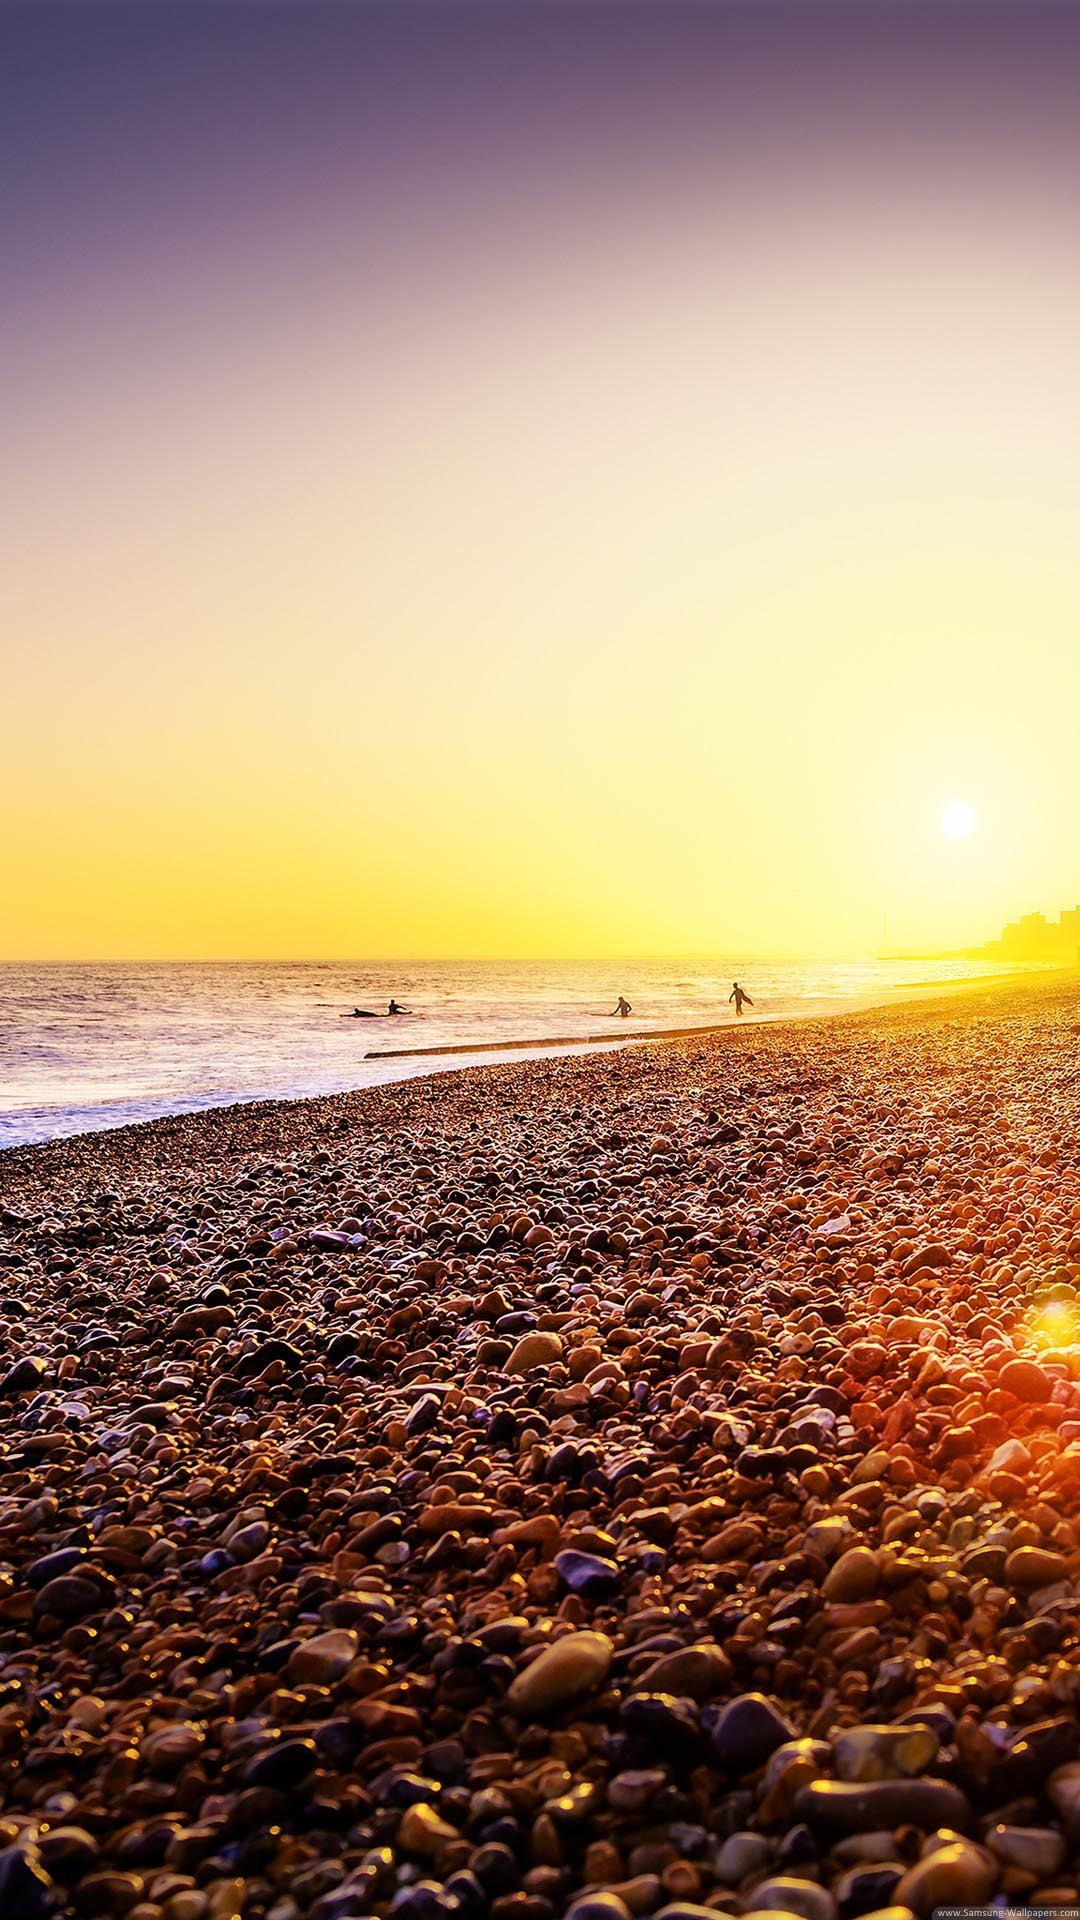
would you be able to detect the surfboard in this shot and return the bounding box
[340,1010,423,1020]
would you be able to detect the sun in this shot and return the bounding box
[940,799,977,839]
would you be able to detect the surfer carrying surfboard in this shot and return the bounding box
[729,981,753,1015]
[612,995,633,1017]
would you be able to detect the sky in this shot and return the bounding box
[4,0,1080,961]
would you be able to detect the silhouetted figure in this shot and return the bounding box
[612,996,633,1017]
[388,999,411,1015]
[729,981,753,1016]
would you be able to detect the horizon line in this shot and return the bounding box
[0,947,997,968]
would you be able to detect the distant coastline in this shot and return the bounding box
[881,899,1080,967]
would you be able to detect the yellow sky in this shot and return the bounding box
[6,15,1080,960]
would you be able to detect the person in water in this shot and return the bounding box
[729,981,753,1016]
[388,998,411,1015]
[612,995,633,1017]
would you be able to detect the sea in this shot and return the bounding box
[0,956,1042,1151]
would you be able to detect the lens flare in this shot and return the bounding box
[1026,1298,1080,1349]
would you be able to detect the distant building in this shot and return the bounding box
[983,905,1080,963]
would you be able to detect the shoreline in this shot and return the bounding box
[3,965,1080,1910]
[363,964,1064,1059]
[2,962,1069,1165]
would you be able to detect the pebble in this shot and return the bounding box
[822,1546,880,1602]
[793,1778,971,1836]
[242,1737,318,1789]
[554,1549,621,1596]
[2,977,1080,1920]
[506,1631,614,1715]
[607,1769,667,1814]
[33,1574,104,1620]
[0,1845,57,1917]
[999,1358,1053,1402]
[139,1723,204,1773]
[831,1724,939,1782]
[36,1828,99,1879]
[564,1898,633,1920]
[750,1879,836,1920]
[1004,1545,1070,1590]
[893,1842,996,1916]
[710,1693,796,1770]
[713,1833,770,1884]
[286,1627,359,1685]
[506,1331,563,1373]
[655,1909,739,1920]
[634,1645,728,1700]
[0,1356,47,1396]
[833,1863,905,1912]
[397,1803,460,1858]
[985,1824,1067,1878]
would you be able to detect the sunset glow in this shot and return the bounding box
[4,4,1080,960]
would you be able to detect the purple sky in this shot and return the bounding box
[6,3,1080,326]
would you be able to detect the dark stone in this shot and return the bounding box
[291,1452,357,1481]
[553,1550,620,1597]
[243,1736,318,1789]
[234,1339,305,1378]
[0,1846,58,1918]
[34,1829,98,1882]
[737,1443,821,1477]
[545,1443,585,1484]
[837,1863,904,1917]
[370,1768,441,1808]
[793,1777,971,1837]
[114,1820,177,1867]
[406,1395,441,1437]
[313,1719,360,1766]
[443,1872,487,1919]
[469,1842,519,1894]
[988,1716,1080,1798]
[619,1692,706,1767]
[963,1544,1008,1580]
[33,1575,107,1621]
[391,1882,457,1920]
[0,1357,46,1397]
[708,1692,796,1770]
[25,1548,87,1589]
[775,1824,818,1868]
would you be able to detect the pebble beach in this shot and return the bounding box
[3,971,1080,1920]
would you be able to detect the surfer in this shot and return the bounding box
[612,995,633,1017]
[350,1008,377,1018]
[729,981,754,1016]
[388,999,411,1015]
